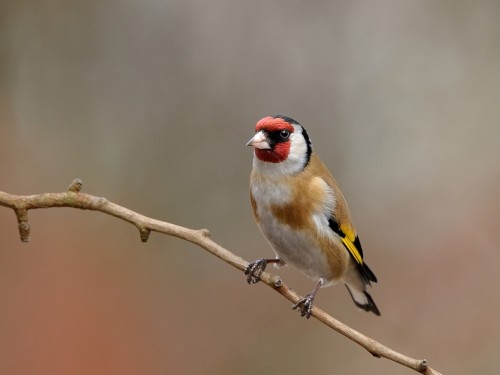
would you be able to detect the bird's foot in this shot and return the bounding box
[292,293,316,319]
[244,258,268,284]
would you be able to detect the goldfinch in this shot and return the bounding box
[245,115,380,318]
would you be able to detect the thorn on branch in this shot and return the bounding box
[200,228,211,237]
[418,359,428,372]
[67,178,83,192]
[139,227,151,242]
[15,208,31,242]
[272,276,282,288]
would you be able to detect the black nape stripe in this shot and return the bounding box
[300,126,312,167]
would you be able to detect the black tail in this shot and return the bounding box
[345,284,381,316]
[357,260,378,285]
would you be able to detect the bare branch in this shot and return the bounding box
[0,179,442,375]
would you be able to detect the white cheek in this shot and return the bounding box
[286,132,308,168]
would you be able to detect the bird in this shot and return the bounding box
[245,115,380,318]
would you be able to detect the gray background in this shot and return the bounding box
[1,1,499,374]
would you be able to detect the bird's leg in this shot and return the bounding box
[292,280,322,319]
[244,258,282,284]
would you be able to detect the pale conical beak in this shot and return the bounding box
[246,130,271,149]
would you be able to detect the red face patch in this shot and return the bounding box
[255,142,291,163]
[255,116,295,133]
[253,116,294,163]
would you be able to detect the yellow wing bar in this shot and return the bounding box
[341,236,363,265]
[328,219,364,265]
[339,224,363,265]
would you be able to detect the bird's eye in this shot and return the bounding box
[280,130,290,140]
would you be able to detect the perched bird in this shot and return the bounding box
[245,115,380,318]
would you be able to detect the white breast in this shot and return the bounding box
[251,177,335,282]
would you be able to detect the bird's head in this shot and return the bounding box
[247,115,312,175]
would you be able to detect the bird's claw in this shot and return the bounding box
[244,258,268,284]
[292,293,315,319]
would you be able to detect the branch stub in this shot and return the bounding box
[67,178,83,192]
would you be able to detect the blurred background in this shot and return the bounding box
[1,1,499,374]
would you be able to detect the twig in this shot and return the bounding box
[0,179,442,375]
